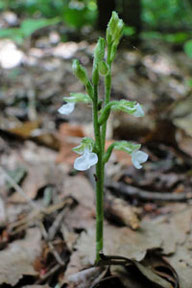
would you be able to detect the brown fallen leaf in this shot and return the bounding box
[9,164,53,202]
[105,196,140,230]
[62,175,96,230]
[0,227,42,286]
[65,205,192,286]
[8,121,40,139]
[56,123,85,164]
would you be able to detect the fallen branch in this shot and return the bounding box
[106,181,192,202]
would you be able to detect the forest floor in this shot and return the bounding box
[1,15,192,288]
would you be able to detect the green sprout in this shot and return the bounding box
[58,11,148,263]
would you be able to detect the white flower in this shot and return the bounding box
[74,149,98,171]
[131,150,148,169]
[132,103,144,117]
[58,102,75,115]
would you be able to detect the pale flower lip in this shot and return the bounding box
[132,103,144,117]
[58,102,75,115]
[74,150,98,171]
[131,150,148,169]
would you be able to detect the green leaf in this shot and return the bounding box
[184,40,192,58]
[0,28,24,44]
[187,79,192,87]
[20,17,59,37]
[63,7,95,28]
[124,26,135,37]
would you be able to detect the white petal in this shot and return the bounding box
[131,150,148,169]
[58,102,75,115]
[133,104,144,117]
[74,151,98,171]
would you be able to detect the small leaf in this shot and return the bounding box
[21,17,59,37]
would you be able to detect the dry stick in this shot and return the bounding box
[39,222,64,266]
[37,263,61,283]
[48,206,70,241]
[0,165,64,266]
[106,180,192,202]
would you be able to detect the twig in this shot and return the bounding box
[48,206,70,241]
[39,222,64,266]
[37,263,61,283]
[106,181,192,202]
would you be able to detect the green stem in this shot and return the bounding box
[101,69,111,152]
[101,42,112,153]
[98,101,118,125]
[93,84,104,263]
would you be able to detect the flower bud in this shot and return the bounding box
[113,19,124,42]
[98,61,109,76]
[106,12,124,45]
[106,11,119,43]
[72,59,89,86]
[94,37,105,66]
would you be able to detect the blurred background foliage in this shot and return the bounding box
[0,0,192,56]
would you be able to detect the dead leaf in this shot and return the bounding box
[71,207,192,267]
[63,175,96,230]
[0,227,42,286]
[105,196,140,230]
[56,123,85,164]
[8,121,40,139]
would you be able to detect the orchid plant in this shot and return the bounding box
[58,12,148,263]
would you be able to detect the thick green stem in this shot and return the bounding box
[93,84,104,263]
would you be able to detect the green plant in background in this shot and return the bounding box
[0,17,59,44]
[58,12,148,263]
[184,39,192,58]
